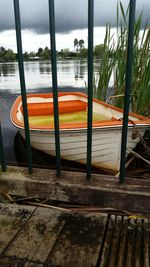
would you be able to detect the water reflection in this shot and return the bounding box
[38,60,86,81]
[0,59,112,93]
[0,62,16,77]
[39,61,51,74]
[74,59,86,79]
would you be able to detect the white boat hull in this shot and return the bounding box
[11,92,150,173]
[20,125,145,173]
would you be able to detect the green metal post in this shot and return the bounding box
[119,0,136,183]
[87,0,94,180]
[0,123,6,172]
[48,0,61,176]
[14,0,33,174]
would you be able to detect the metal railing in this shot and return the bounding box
[0,0,136,183]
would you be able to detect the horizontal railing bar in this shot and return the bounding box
[119,0,136,183]
[14,0,33,174]
[48,0,61,177]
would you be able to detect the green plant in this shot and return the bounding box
[94,24,115,101]
[114,2,150,116]
[95,1,150,116]
[131,26,150,115]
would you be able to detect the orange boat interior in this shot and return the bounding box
[11,92,150,130]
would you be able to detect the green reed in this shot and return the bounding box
[94,24,115,101]
[95,1,150,116]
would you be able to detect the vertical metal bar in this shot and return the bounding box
[0,123,6,172]
[14,0,33,174]
[48,0,61,176]
[87,0,94,180]
[119,0,136,183]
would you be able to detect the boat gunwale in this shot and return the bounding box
[10,92,150,131]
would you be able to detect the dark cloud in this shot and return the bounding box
[0,0,149,34]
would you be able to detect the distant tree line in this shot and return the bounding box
[0,46,52,62]
[0,47,16,62]
[24,47,51,60]
[0,41,111,62]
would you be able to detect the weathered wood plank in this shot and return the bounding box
[0,257,25,266]
[0,257,43,267]
[4,207,67,263]
[0,204,35,254]
[108,216,123,267]
[143,220,150,267]
[98,215,116,267]
[134,220,143,267]
[116,217,129,267]
[125,219,136,267]
[0,167,150,215]
[47,212,107,267]
[0,203,149,267]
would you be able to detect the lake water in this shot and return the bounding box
[0,59,114,164]
[0,59,114,93]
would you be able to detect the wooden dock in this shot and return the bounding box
[0,203,150,267]
[0,166,150,266]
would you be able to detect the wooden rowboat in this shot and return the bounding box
[10,92,150,173]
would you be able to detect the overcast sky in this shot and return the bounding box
[0,0,149,52]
